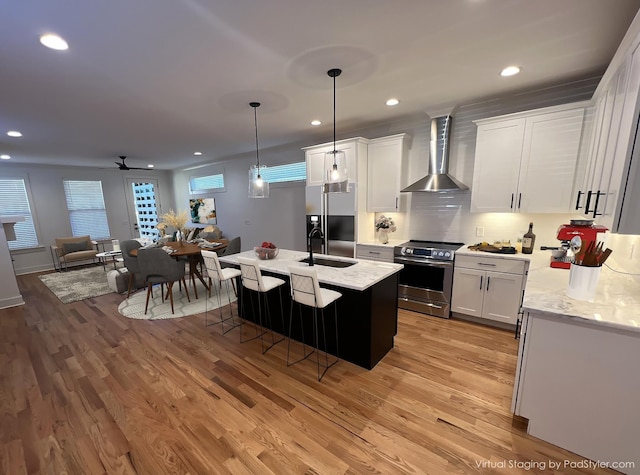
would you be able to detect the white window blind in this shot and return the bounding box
[190,173,225,193]
[250,161,307,183]
[63,180,111,240]
[0,178,39,250]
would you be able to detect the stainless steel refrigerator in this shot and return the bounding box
[305,185,356,258]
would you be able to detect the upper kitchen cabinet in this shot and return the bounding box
[471,103,588,213]
[303,137,369,186]
[367,134,407,212]
[573,26,640,234]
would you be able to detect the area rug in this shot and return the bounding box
[118,280,237,320]
[38,266,116,303]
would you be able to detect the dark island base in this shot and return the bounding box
[236,271,399,370]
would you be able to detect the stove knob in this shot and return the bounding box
[438,251,444,257]
[444,252,451,258]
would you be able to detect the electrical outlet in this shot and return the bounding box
[476,226,485,237]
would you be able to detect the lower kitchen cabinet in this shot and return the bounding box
[451,254,527,326]
[356,244,394,263]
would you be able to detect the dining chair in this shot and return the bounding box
[220,236,241,269]
[201,250,241,333]
[121,239,142,298]
[287,265,341,381]
[237,256,286,354]
[137,248,190,314]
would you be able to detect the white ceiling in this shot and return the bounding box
[2,0,640,170]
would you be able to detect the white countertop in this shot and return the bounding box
[522,252,640,333]
[218,249,403,291]
[455,246,532,261]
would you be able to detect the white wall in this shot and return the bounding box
[3,163,174,274]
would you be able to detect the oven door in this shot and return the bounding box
[394,256,454,318]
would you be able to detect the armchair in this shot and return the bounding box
[50,235,99,271]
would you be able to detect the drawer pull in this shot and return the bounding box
[477,262,496,266]
[368,251,381,255]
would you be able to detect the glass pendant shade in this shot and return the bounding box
[322,150,349,193]
[248,165,269,198]
[248,101,269,198]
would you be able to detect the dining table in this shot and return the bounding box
[132,239,228,299]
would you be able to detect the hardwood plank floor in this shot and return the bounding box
[0,271,618,474]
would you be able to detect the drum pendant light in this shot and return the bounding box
[323,68,349,194]
[248,101,269,198]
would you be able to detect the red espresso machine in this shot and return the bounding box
[550,223,608,269]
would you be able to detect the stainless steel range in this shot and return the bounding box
[394,240,464,318]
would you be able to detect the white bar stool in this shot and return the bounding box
[287,265,341,381]
[201,250,241,334]
[237,256,286,354]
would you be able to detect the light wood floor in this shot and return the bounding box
[0,271,617,475]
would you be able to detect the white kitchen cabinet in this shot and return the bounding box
[451,254,526,326]
[367,134,406,212]
[355,244,394,263]
[573,33,640,234]
[303,137,369,186]
[512,311,640,474]
[471,103,587,213]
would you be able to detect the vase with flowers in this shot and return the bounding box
[375,215,396,244]
[159,209,190,245]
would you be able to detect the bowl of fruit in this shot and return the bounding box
[254,241,279,260]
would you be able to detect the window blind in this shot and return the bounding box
[190,174,225,193]
[0,178,39,250]
[63,180,111,240]
[250,161,307,183]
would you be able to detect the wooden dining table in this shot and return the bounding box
[132,239,228,299]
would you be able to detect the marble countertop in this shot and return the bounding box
[456,245,531,261]
[218,249,403,291]
[522,252,640,333]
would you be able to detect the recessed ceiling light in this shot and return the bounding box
[194,151,202,156]
[0,155,10,160]
[311,120,322,126]
[147,164,154,168]
[501,66,521,77]
[7,130,22,137]
[40,34,69,51]
[386,98,400,106]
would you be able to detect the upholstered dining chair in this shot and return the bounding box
[137,248,190,314]
[219,236,241,269]
[121,239,142,298]
[201,250,241,334]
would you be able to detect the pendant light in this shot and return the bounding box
[248,101,269,198]
[323,68,349,194]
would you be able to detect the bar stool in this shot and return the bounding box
[287,266,341,381]
[237,256,286,354]
[201,250,241,334]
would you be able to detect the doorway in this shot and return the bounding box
[125,178,161,240]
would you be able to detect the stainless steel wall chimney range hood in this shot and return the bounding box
[401,115,468,192]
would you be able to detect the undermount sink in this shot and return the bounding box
[298,257,356,268]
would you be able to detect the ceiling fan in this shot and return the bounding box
[114,155,149,170]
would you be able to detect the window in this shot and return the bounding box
[250,161,307,184]
[0,178,39,250]
[63,180,111,240]
[189,173,225,194]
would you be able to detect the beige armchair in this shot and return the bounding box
[50,235,99,271]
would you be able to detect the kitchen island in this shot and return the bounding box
[512,252,640,474]
[219,249,403,370]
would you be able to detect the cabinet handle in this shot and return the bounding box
[510,193,514,209]
[368,251,381,255]
[477,262,496,266]
[515,314,522,339]
[479,275,483,290]
[518,193,522,209]
[575,190,584,210]
[584,190,593,215]
[592,190,604,218]
[395,197,398,209]
[486,276,491,291]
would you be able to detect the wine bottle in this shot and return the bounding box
[522,222,536,254]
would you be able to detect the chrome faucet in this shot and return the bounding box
[307,223,324,266]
